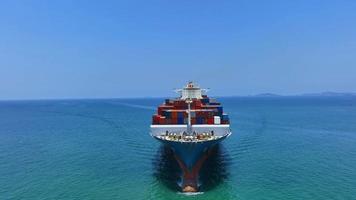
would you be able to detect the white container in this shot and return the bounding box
[214,116,221,124]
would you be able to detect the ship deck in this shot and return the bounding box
[154,133,227,143]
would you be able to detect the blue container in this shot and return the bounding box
[209,102,220,105]
[196,117,203,124]
[221,114,229,121]
[217,106,223,114]
[201,98,209,104]
[177,117,184,124]
[162,111,171,118]
[162,110,167,117]
[178,112,184,118]
[165,111,171,118]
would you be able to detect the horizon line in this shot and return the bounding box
[1,91,355,102]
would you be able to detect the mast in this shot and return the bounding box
[186,98,192,135]
[176,82,208,135]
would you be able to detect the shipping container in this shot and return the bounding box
[171,118,178,124]
[192,100,202,108]
[216,106,223,114]
[196,117,203,124]
[201,98,209,104]
[207,117,214,124]
[177,112,184,118]
[152,115,159,124]
[201,105,221,111]
[161,111,167,118]
[158,105,174,115]
[171,111,178,119]
[173,100,185,106]
[166,118,172,124]
[214,116,221,124]
[195,110,214,118]
[207,111,214,117]
[158,108,163,115]
[177,117,184,124]
[159,116,166,124]
[221,114,229,121]
[221,119,229,124]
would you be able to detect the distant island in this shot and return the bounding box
[299,92,356,97]
[253,93,282,97]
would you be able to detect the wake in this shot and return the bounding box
[109,101,156,110]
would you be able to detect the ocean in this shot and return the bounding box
[0,97,355,200]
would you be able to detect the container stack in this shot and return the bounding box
[152,97,230,125]
[221,114,229,124]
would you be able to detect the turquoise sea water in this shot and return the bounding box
[1,97,356,200]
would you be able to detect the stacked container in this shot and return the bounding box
[152,97,230,125]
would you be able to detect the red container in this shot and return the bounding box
[173,100,185,106]
[159,116,166,124]
[207,117,214,124]
[171,118,178,124]
[221,120,229,124]
[158,105,174,112]
[192,100,202,108]
[193,105,201,110]
[158,107,163,115]
[158,106,167,115]
[152,114,160,124]
[171,111,178,119]
[197,111,213,118]
[165,119,172,124]
[196,111,202,117]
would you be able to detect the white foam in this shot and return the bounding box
[177,192,204,196]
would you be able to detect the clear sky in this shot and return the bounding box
[0,0,355,99]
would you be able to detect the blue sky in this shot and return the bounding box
[0,0,355,99]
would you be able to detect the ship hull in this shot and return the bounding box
[154,134,229,170]
[154,135,229,192]
[150,124,231,191]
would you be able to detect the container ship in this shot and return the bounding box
[150,82,232,192]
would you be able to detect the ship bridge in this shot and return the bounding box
[175,82,208,100]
